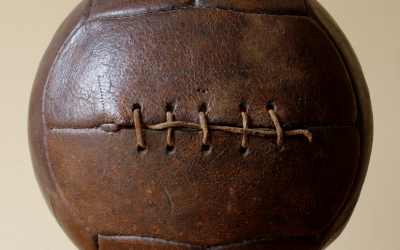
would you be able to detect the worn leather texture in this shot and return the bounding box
[29,1,373,250]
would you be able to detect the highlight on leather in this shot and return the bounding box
[130,103,313,151]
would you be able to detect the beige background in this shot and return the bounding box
[0,0,398,249]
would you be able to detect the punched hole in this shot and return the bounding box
[166,145,175,154]
[266,100,275,110]
[137,145,146,153]
[201,144,211,153]
[239,101,247,112]
[199,103,208,112]
[197,88,208,94]
[239,146,249,155]
[165,103,174,112]
[132,103,141,111]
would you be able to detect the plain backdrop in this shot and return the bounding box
[0,0,398,249]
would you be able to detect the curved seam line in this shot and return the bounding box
[41,0,94,241]
[88,5,307,22]
[98,234,317,249]
[304,1,366,244]
[48,123,356,130]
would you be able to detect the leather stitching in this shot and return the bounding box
[131,105,312,151]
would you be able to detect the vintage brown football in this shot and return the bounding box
[29,1,373,250]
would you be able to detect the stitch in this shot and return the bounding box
[132,105,145,151]
[199,111,209,146]
[268,109,284,147]
[266,101,284,146]
[131,105,312,150]
[143,122,312,139]
[165,103,176,150]
[241,111,249,149]
[166,111,175,149]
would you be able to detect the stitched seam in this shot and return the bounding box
[305,1,370,245]
[48,122,355,130]
[88,6,307,22]
[131,107,312,150]
[40,0,95,241]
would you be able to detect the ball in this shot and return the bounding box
[29,0,373,250]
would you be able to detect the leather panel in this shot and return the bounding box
[44,9,357,129]
[46,127,359,246]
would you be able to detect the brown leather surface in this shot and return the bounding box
[45,9,356,129]
[47,127,359,248]
[29,1,372,250]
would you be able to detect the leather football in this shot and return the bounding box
[29,1,373,250]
